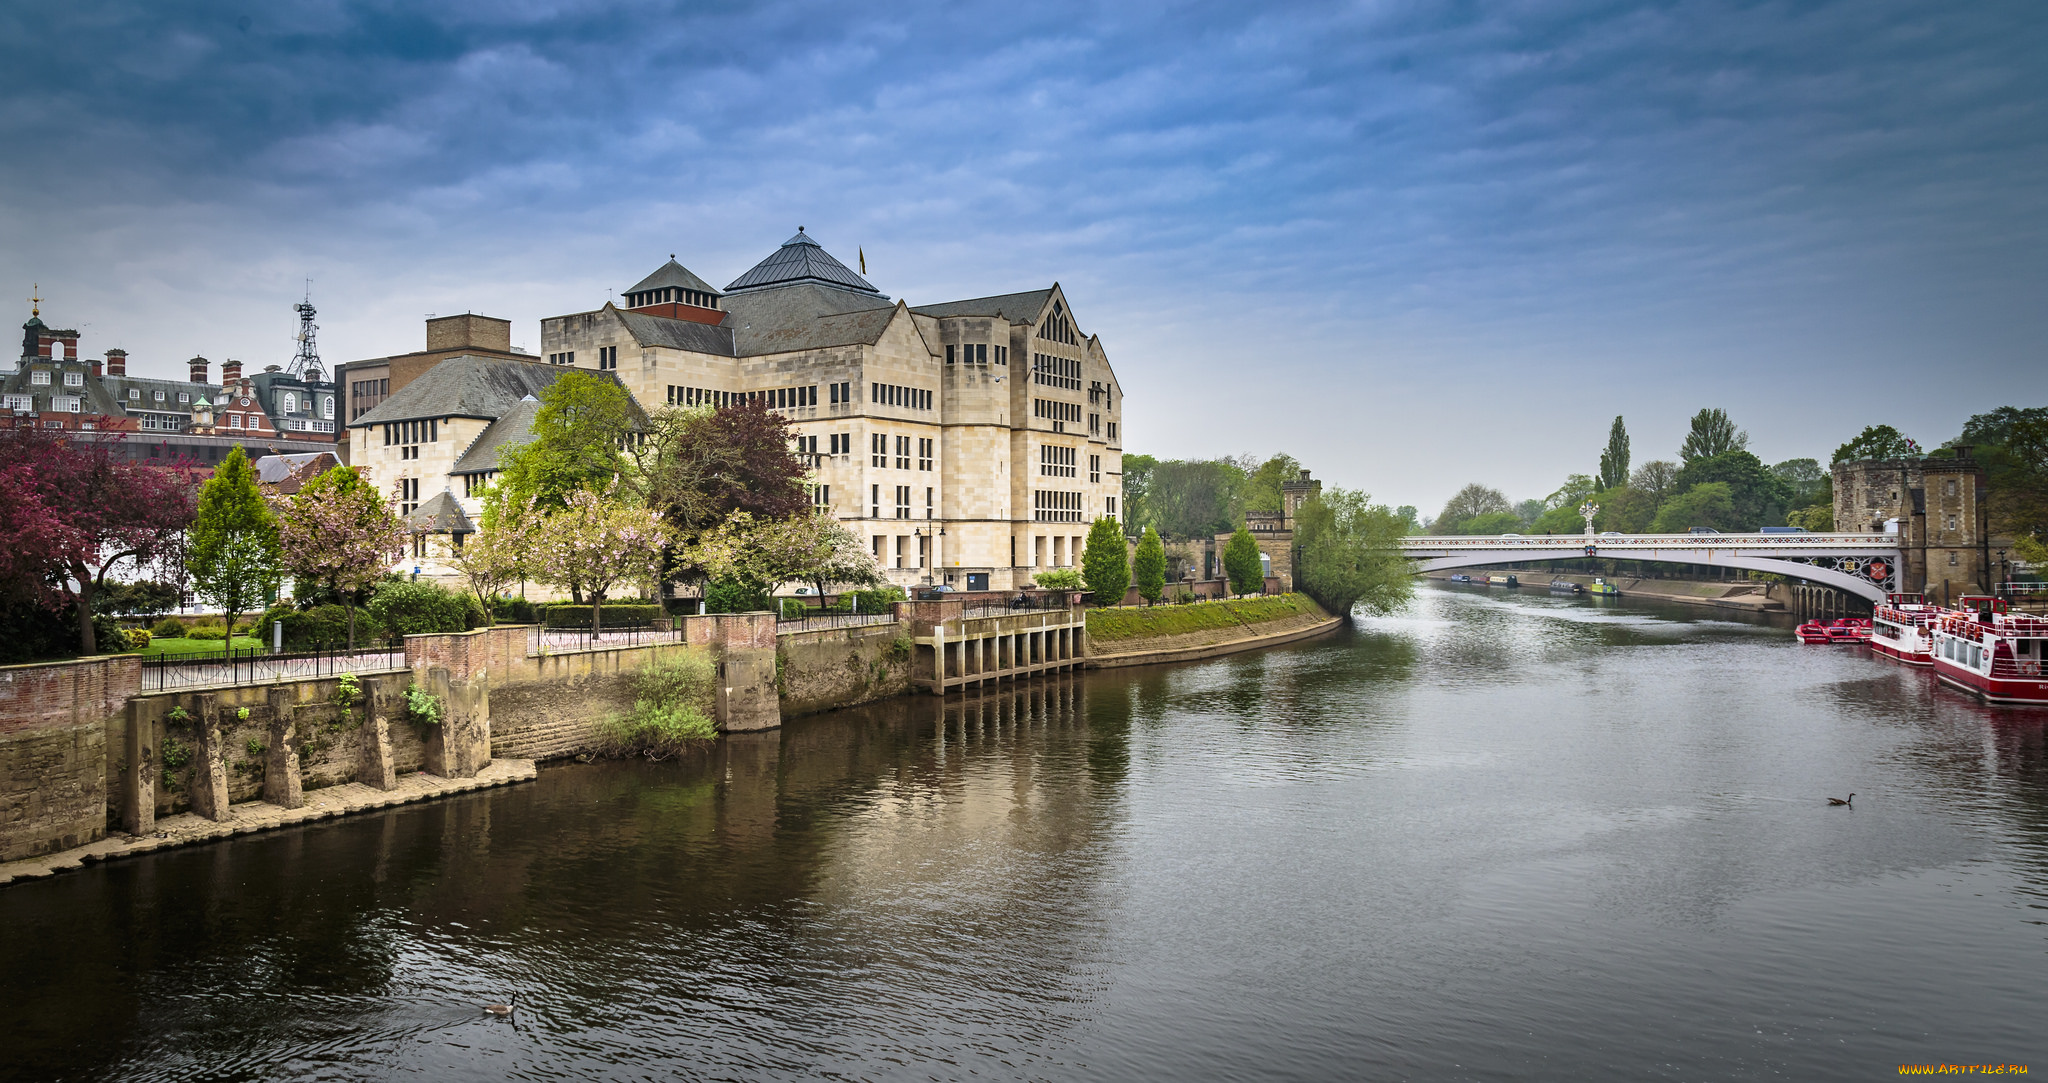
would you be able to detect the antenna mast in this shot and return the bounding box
[290,284,324,382]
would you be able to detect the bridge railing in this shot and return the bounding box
[1399,533,1898,550]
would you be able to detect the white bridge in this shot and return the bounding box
[1400,533,1903,602]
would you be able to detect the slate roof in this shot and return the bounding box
[349,355,582,427]
[253,452,337,493]
[911,288,1055,324]
[626,258,719,297]
[719,284,900,356]
[449,396,541,475]
[723,229,882,295]
[406,490,475,534]
[616,309,736,355]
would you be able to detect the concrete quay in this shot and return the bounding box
[0,759,536,887]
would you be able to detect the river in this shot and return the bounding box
[5,584,2046,1080]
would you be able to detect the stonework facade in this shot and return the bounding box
[539,229,1125,591]
[1833,455,1990,603]
[1216,470,1323,592]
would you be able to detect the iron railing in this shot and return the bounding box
[528,623,682,655]
[775,610,901,633]
[141,645,405,692]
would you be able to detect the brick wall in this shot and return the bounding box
[0,657,138,862]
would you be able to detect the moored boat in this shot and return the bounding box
[1587,578,1620,596]
[1486,574,1518,588]
[1931,599,2048,705]
[1826,617,1873,644]
[1448,574,1474,583]
[1795,620,1834,644]
[1870,592,1939,666]
[1549,579,1582,594]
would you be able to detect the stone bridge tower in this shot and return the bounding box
[1832,452,1988,604]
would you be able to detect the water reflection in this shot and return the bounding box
[3,585,2048,1079]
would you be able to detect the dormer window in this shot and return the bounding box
[30,370,49,386]
[155,390,167,402]
[129,388,141,401]
[282,392,297,413]
[64,371,83,387]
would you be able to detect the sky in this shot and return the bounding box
[2,1,2044,514]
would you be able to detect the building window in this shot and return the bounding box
[127,388,140,401]
[830,432,850,456]
[548,351,575,366]
[1947,515,1958,530]
[1089,412,1100,435]
[1032,353,1081,390]
[1040,445,1077,478]
[995,345,1007,365]
[178,391,190,404]
[871,433,888,467]
[60,396,80,413]
[30,371,49,386]
[1090,454,1101,484]
[918,437,934,471]
[228,413,243,429]
[64,371,83,387]
[925,486,934,518]
[1949,552,1959,566]
[322,396,333,419]
[1108,495,1118,517]
[872,484,881,518]
[598,346,618,370]
[895,434,910,470]
[1033,490,1084,523]
[895,485,911,519]
[946,345,956,364]
[282,392,297,413]
[1107,421,1118,441]
[812,484,831,511]
[399,478,420,516]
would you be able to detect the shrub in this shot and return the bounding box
[124,628,152,651]
[490,596,538,624]
[150,616,188,639]
[1032,569,1085,591]
[257,603,356,650]
[188,626,228,641]
[831,586,905,613]
[367,581,482,637]
[779,598,809,620]
[543,603,664,628]
[403,682,443,727]
[705,576,771,614]
[597,650,717,757]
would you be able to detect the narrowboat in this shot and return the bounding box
[1548,579,1583,594]
[1447,574,1474,583]
[1870,592,1940,666]
[1587,578,1620,596]
[1931,599,2048,705]
[1486,574,1518,588]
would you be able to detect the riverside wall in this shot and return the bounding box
[1425,569,1788,612]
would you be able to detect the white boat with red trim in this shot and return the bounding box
[1870,592,1940,666]
[1930,598,2048,706]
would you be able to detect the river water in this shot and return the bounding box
[6,584,2047,1080]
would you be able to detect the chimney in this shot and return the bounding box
[221,359,242,384]
[106,349,126,377]
[189,356,209,383]
[90,356,102,378]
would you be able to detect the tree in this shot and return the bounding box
[1630,460,1679,504]
[1832,424,1921,464]
[495,370,640,512]
[1590,486,1660,533]
[1513,498,1546,524]
[1650,482,1737,533]
[1430,483,1511,535]
[1786,503,1834,531]
[1598,416,1631,491]
[1946,408,2048,546]
[681,510,878,604]
[277,465,405,647]
[1222,527,1264,595]
[1679,408,1748,463]
[1394,506,1419,531]
[797,517,885,602]
[1144,459,1246,539]
[1239,453,1304,515]
[187,446,282,647]
[1294,489,1414,618]
[451,487,536,625]
[639,399,811,541]
[530,483,670,634]
[1131,527,1166,604]
[1457,510,1527,535]
[1119,453,1157,536]
[0,427,192,654]
[1081,516,1130,604]
[1672,450,1793,529]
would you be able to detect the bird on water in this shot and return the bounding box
[483,995,516,1017]
[1828,793,1855,806]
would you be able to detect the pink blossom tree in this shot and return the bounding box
[530,483,670,636]
[277,465,407,648]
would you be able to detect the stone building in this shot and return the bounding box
[539,228,1125,591]
[1215,470,1322,592]
[333,314,532,462]
[1832,454,1990,604]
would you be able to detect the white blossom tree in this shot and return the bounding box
[530,482,670,635]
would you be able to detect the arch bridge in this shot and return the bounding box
[1399,533,1902,603]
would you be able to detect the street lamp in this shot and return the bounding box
[1578,500,1600,537]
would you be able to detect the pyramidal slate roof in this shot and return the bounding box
[723,228,882,296]
[626,258,719,297]
[911,288,1055,324]
[450,396,541,475]
[349,355,583,427]
[406,490,475,534]
[719,284,898,355]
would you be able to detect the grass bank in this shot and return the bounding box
[132,636,267,658]
[1085,593,1323,643]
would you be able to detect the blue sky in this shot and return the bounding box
[3,1,2043,513]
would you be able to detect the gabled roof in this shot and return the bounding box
[254,452,338,494]
[719,284,901,355]
[406,490,474,534]
[626,258,719,297]
[450,396,541,475]
[349,354,583,427]
[723,228,882,296]
[615,308,736,355]
[911,288,1055,324]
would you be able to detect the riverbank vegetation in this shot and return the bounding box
[1086,593,1323,644]
[598,650,717,757]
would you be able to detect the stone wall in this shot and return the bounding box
[0,656,135,861]
[777,624,912,718]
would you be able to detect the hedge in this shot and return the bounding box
[367,581,484,637]
[1084,593,1320,643]
[543,603,664,628]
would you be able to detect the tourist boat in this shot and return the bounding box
[1795,620,1835,644]
[1931,598,2048,705]
[1870,592,1940,666]
[1486,575,1518,588]
[1548,579,1583,594]
[1587,578,1620,596]
[1795,617,1870,644]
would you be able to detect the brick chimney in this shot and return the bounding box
[221,359,242,384]
[105,349,126,377]
[189,356,209,383]
[90,356,102,378]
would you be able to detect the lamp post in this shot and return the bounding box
[1579,501,1600,537]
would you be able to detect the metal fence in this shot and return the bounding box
[141,646,405,692]
[528,624,686,654]
[774,610,901,634]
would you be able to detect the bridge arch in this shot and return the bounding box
[1412,550,1888,603]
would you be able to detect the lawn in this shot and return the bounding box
[133,636,267,658]
[1084,593,1321,643]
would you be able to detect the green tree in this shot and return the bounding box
[1672,450,1793,529]
[1394,506,1419,531]
[1239,453,1303,515]
[1945,408,2048,547]
[1119,453,1157,536]
[1131,527,1166,604]
[1430,483,1511,535]
[186,446,282,643]
[1591,486,1660,533]
[1145,459,1246,539]
[1831,424,1921,464]
[1081,516,1130,604]
[1599,416,1631,491]
[1785,503,1834,531]
[1223,527,1264,595]
[1457,510,1527,535]
[1294,489,1414,617]
[277,465,405,647]
[1679,408,1748,463]
[496,370,639,512]
[530,483,671,634]
[1630,460,1679,504]
[1650,482,1737,533]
